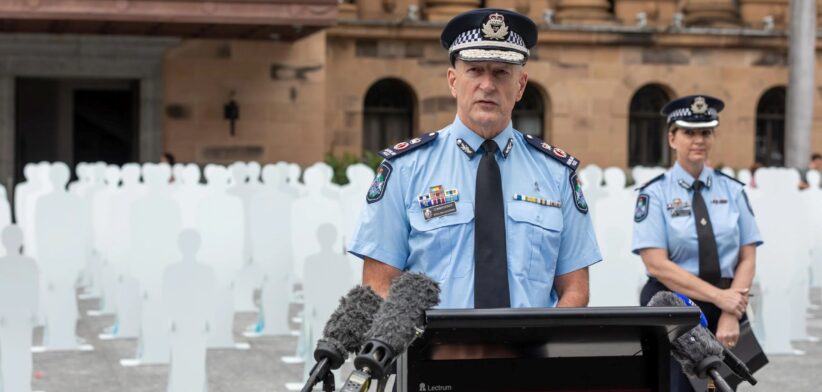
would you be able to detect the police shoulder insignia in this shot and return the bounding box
[523,134,580,171]
[714,168,745,186]
[636,173,665,191]
[569,172,588,214]
[366,161,393,204]
[634,194,650,223]
[377,132,439,160]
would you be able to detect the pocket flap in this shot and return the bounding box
[507,201,563,231]
[409,202,474,231]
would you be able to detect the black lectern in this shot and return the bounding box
[397,307,700,392]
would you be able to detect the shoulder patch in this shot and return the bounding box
[569,172,588,214]
[366,161,393,204]
[715,169,745,186]
[377,132,438,160]
[636,173,665,191]
[523,134,580,171]
[634,193,650,222]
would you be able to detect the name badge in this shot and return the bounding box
[667,198,692,218]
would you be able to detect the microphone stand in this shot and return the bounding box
[301,358,335,392]
[696,356,732,392]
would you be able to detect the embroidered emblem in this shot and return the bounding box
[678,180,691,190]
[502,138,514,158]
[570,172,588,214]
[418,185,459,220]
[394,142,409,150]
[635,194,650,223]
[513,194,560,208]
[456,138,476,158]
[481,13,509,40]
[366,161,393,204]
[540,142,551,150]
[691,96,708,114]
[409,137,422,145]
[552,147,567,159]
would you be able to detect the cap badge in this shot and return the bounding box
[482,13,509,40]
[690,96,708,115]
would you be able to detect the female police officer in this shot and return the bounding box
[632,95,763,391]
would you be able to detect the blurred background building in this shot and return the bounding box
[0,0,820,188]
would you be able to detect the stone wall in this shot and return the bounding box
[163,32,328,166]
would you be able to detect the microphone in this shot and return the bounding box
[648,291,757,386]
[341,272,441,392]
[301,285,384,392]
[647,291,733,392]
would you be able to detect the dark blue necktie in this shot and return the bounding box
[474,140,510,308]
[692,180,721,285]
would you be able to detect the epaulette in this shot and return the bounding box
[377,132,438,160]
[636,173,665,191]
[523,134,580,171]
[715,168,745,186]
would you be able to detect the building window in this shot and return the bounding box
[363,78,416,153]
[513,84,546,138]
[755,86,786,166]
[628,85,671,167]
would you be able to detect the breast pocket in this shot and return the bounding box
[507,202,563,283]
[408,202,475,280]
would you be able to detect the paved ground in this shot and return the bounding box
[31,289,822,392]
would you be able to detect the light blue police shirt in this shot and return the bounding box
[631,162,763,278]
[348,116,602,309]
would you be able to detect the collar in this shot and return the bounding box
[672,161,713,190]
[452,115,514,159]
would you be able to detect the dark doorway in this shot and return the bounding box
[362,78,416,153]
[628,84,672,167]
[755,86,786,166]
[15,78,139,183]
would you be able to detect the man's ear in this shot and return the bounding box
[447,67,458,98]
[516,69,528,101]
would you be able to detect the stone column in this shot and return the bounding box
[555,0,614,24]
[0,76,13,198]
[785,0,816,168]
[425,0,481,22]
[683,0,741,27]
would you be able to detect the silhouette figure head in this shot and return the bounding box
[49,162,71,190]
[178,229,201,262]
[1,225,24,256]
[316,223,337,251]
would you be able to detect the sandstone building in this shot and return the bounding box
[1,0,820,189]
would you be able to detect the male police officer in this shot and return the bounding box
[348,9,601,309]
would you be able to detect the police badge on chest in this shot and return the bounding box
[667,198,692,217]
[418,185,459,220]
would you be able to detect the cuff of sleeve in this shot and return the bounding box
[631,242,667,255]
[347,240,406,271]
[555,251,602,276]
[741,239,764,247]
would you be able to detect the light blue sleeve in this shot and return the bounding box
[347,160,411,270]
[555,168,602,276]
[631,186,668,254]
[736,189,763,247]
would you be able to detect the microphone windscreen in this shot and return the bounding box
[647,290,687,307]
[672,325,725,377]
[646,291,724,377]
[365,272,441,354]
[323,285,384,354]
